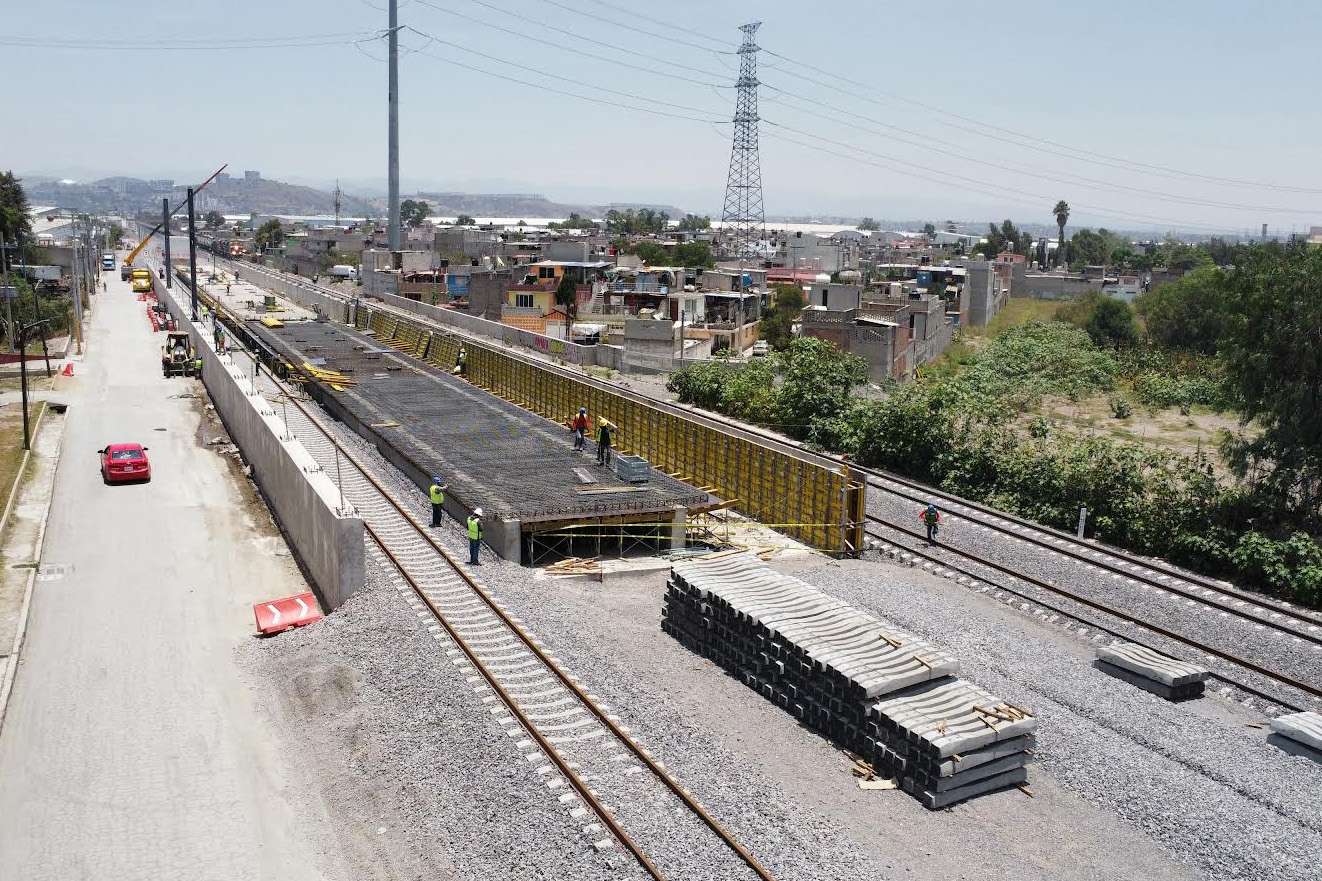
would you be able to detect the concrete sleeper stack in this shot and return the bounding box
[662,551,1037,809]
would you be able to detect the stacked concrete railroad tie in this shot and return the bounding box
[1268,711,1322,763]
[1094,642,1208,701]
[868,678,1037,809]
[662,550,1037,808]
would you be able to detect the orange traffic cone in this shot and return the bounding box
[61,362,74,377]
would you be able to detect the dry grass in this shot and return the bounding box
[0,401,44,542]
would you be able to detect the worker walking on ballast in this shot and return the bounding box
[920,503,941,543]
[429,477,449,527]
[467,508,483,565]
[596,420,613,467]
[571,407,590,451]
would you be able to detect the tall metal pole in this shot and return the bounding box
[70,227,84,355]
[386,0,401,252]
[163,197,172,288]
[188,187,200,321]
[19,322,30,451]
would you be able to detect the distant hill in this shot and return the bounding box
[414,191,685,220]
[22,174,379,217]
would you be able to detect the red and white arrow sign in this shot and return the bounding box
[254,592,322,635]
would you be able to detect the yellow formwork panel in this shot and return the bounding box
[359,307,861,553]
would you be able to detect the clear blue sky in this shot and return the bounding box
[6,0,1320,234]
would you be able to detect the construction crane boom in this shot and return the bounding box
[123,164,228,267]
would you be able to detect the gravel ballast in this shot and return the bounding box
[238,351,1317,880]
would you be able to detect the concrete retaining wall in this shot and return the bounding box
[153,272,365,609]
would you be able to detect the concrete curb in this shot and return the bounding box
[0,408,66,737]
[0,403,48,535]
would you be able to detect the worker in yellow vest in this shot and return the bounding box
[467,508,483,565]
[429,477,449,527]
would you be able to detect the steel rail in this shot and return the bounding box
[185,268,782,881]
[865,470,1322,634]
[363,520,668,879]
[867,515,1319,710]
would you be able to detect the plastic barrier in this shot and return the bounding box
[253,592,323,635]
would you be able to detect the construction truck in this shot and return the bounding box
[130,268,154,293]
[161,331,197,378]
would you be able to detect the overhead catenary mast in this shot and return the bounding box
[719,22,766,261]
[387,0,401,251]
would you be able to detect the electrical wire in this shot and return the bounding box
[760,84,1318,215]
[535,0,735,55]
[760,48,1322,196]
[580,0,735,51]
[760,122,1256,235]
[402,26,728,120]
[415,0,730,88]
[0,32,374,50]
[409,43,733,126]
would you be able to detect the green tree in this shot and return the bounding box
[1219,243,1322,520]
[399,200,431,226]
[673,240,714,268]
[454,213,476,227]
[632,241,669,265]
[1085,297,1138,348]
[1052,200,1070,266]
[0,172,33,266]
[255,219,285,251]
[1134,266,1227,355]
[547,212,598,230]
[978,219,1033,257]
[555,271,578,340]
[856,217,880,231]
[759,282,805,350]
[679,214,711,232]
[203,210,225,229]
[922,222,937,237]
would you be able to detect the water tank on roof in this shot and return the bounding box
[838,269,861,283]
[814,272,831,284]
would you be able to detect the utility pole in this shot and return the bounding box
[69,223,84,355]
[188,187,200,321]
[163,197,172,288]
[386,0,401,252]
[334,179,342,228]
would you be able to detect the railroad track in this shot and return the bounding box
[144,252,781,880]
[224,347,776,879]
[221,257,1322,710]
[863,467,1322,638]
[865,514,1322,714]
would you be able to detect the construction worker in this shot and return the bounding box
[193,356,203,377]
[429,477,449,527]
[596,420,613,467]
[201,303,210,325]
[920,503,941,543]
[452,346,467,376]
[571,407,589,451]
[467,508,483,565]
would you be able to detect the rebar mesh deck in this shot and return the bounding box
[252,319,710,524]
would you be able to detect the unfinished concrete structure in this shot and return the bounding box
[246,319,707,563]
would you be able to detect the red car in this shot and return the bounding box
[99,443,152,483]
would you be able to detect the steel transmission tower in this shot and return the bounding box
[720,22,766,260]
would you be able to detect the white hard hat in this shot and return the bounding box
[473,507,483,517]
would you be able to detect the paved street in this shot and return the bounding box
[0,262,340,880]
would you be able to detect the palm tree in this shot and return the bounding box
[1052,200,1070,267]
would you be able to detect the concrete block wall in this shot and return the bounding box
[152,272,366,610]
